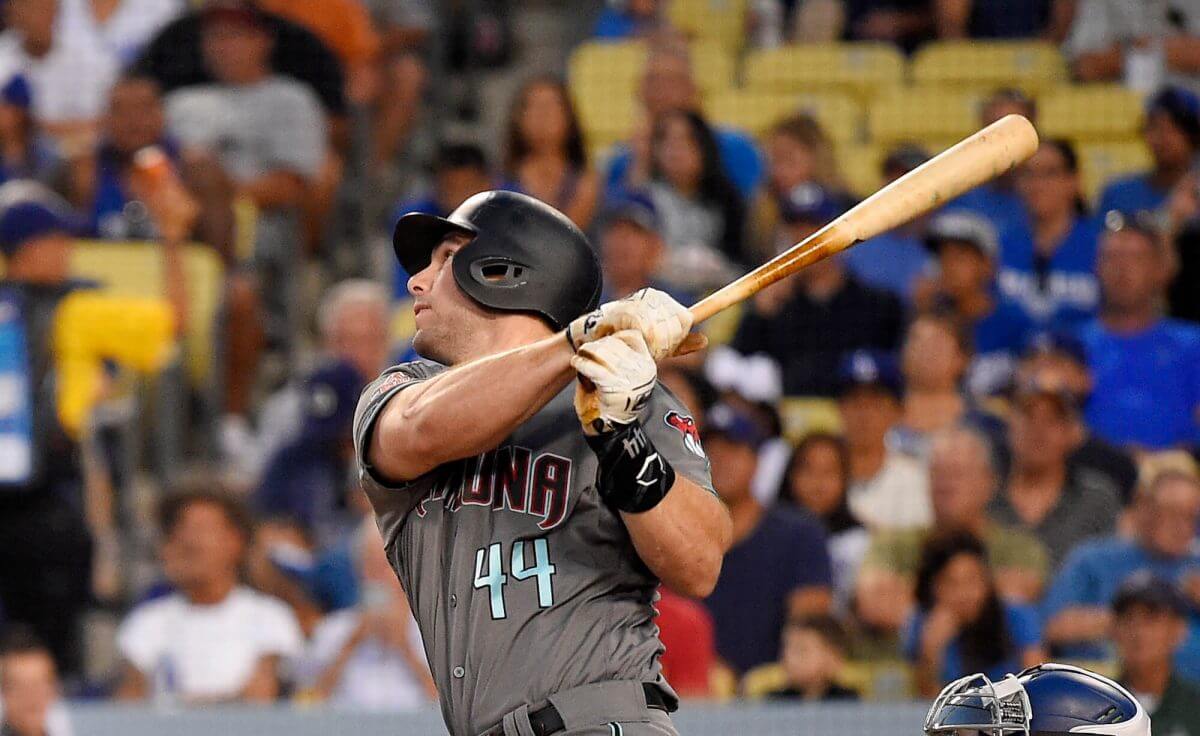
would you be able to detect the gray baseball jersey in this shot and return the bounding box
[353,360,714,736]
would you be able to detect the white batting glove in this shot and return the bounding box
[566,288,693,361]
[571,330,657,436]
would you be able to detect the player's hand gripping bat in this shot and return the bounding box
[685,113,1038,334]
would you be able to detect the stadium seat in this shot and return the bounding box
[743,43,906,101]
[668,0,748,52]
[777,397,843,443]
[692,41,736,95]
[836,143,884,198]
[568,40,647,147]
[71,241,224,385]
[911,40,1068,94]
[868,87,983,146]
[1039,85,1145,142]
[1078,141,1152,205]
[703,90,862,143]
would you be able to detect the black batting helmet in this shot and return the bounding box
[392,191,602,329]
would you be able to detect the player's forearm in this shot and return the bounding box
[1044,606,1112,644]
[622,477,731,598]
[372,335,575,480]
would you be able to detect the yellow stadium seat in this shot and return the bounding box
[1039,85,1145,142]
[1079,141,1152,206]
[741,663,788,699]
[71,241,224,385]
[836,143,884,198]
[868,87,983,146]
[912,40,1068,94]
[668,0,748,52]
[703,90,862,142]
[692,43,735,95]
[744,43,905,101]
[777,397,843,443]
[568,41,648,147]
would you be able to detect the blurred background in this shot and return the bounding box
[0,0,1199,734]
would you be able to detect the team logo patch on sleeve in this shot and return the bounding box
[664,411,705,458]
[371,371,417,398]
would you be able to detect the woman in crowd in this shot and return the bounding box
[905,532,1044,697]
[893,311,1006,459]
[1006,139,1102,330]
[647,109,747,289]
[780,432,869,613]
[750,113,843,262]
[502,76,599,229]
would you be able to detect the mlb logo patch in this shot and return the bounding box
[664,411,705,458]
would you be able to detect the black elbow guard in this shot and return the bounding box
[584,421,676,513]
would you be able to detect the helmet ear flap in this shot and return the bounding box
[469,256,530,289]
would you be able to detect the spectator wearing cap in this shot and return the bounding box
[732,182,902,397]
[1099,87,1200,219]
[856,425,1049,643]
[0,75,60,189]
[1079,217,1200,451]
[992,381,1122,570]
[226,280,390,526]
[921,210,1035,397]
[1068,4,1200,96]
[1016,330,1138,506]
[597,194,693,304]
[841,145,933,303]
[1114,574,1200,736]
[604,43,763,200]
[0,627,71,736]
[779,432,870,612]
[835,349,932,531]
[702,402,833,675]
[116,484,303,703]
[1006,139,1102,331]
[1043,470,1200,681]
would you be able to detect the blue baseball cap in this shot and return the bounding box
[0,200,73,258]
[703,402,767,449]
[837,349,902,398]
[601,191,660,235]
[1148,85,1200,146]
[1,74,31,110]
[1113,572,1191,618]
[1021,330,1086,366]
[778,183,843,225]
[297,359,366,446]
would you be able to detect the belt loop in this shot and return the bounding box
[502,704,538,736]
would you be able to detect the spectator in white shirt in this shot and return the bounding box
[115,485,303,705]
[295,518,435,710]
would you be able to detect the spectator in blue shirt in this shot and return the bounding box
[0,75,62,191]
[946,89,1035,249]
[1098,87,1200,219]
[604,43,763,200]
[904,530,1045,698]
[390,143,494,297]
[1080,217,1200,451]
[922,210,1035,397]
[842,145,932,303]
[1004,139,1101,330]
[703,402,833,675]
[1042,470,1200,681]
[592,0,667,39]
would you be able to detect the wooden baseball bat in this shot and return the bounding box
[687,114,1040,324]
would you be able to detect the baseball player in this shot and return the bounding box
[353,191,732,736]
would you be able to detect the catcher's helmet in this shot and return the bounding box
[925,664,1149,736]
[392,190,602,329]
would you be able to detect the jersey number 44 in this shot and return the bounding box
[474,538,557,619]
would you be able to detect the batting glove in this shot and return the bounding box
[571,330,657,436]
[566,288,694,361]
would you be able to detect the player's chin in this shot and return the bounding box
[412,329,451,365]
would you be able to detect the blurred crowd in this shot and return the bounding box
[1,0,1200,735]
